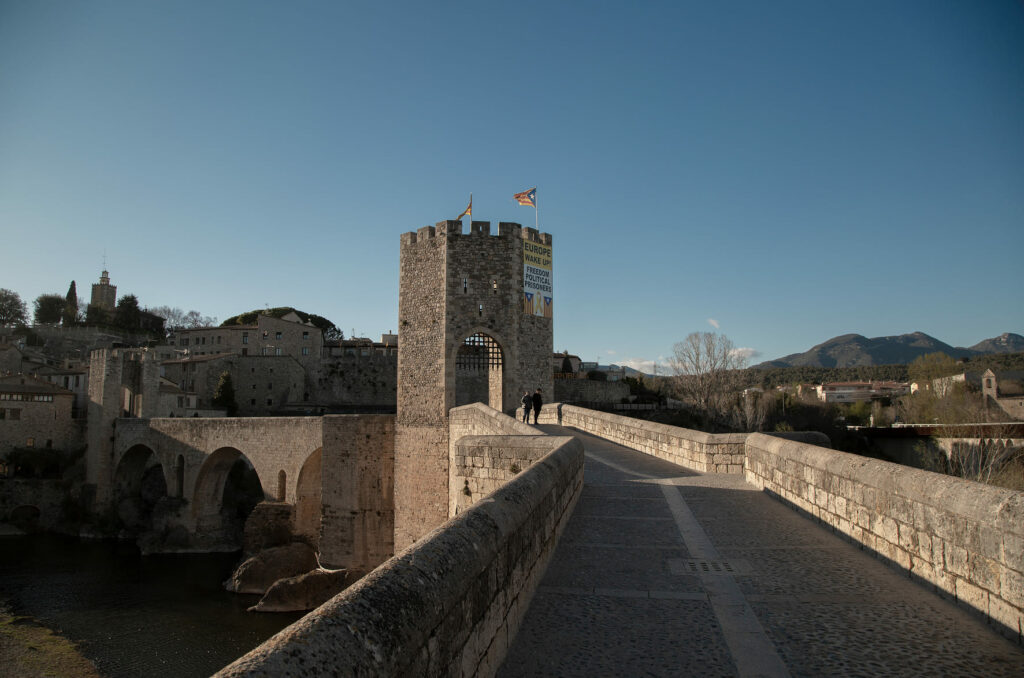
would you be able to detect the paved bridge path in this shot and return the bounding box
[499,426,1024,677]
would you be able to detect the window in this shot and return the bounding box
[250,398,256,406]
[201,337,206,345]
[268,383,273,389]
[25,437,33,447]
[0,409,5,420]
[275,332,282,340]
[275,348,282,356]
[241,348,248,356]
[463,277,468,293]
[242,333,249,344]
[216,336,222,344]
[266,398,273,406]
[302,331,309,340]
[301,347,309,356]
[181,338,189,346]
[263,331,268,339]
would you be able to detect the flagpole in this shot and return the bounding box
[535,190,539,228]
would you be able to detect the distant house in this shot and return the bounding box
[817,381,909,403]
[169,312,323,360]
[323,334,398,358]
[981,369,1024,421]
[552,352,582,378]
[30,365,88,418]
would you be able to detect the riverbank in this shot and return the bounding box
[0,610,100,678]
[0,534,304,677]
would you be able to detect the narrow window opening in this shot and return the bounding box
[492,279,497,294]
[478,304,483,317]
[463,278,468,293]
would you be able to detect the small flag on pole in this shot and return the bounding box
[457,194,472,221]
[513,187,536,207]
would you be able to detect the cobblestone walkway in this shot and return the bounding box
[499,426,1024,677]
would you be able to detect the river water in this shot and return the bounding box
[0,534,304,677]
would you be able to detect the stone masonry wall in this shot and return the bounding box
[319,415,395,570]
[395,225,450,550]
[311,355,397,409]
[448,403,542,514]
[0,479,68,531]
[0,393,83,457]
[745,433,1024,643]
[216,433,584,678]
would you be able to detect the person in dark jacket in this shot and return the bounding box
[521,391,532,422]
[531,388,543,424]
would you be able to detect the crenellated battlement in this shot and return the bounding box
[400,220,551,246]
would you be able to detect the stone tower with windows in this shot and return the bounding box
[395,219,553,549]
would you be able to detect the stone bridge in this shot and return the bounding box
[218,404,1024,677]
[108,415,394,567]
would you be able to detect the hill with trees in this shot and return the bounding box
[756,331,1023,368]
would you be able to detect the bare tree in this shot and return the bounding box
[668,332,748,426]
[147,306,217,331]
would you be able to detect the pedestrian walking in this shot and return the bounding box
[532,388,543,424]
[521,391,532,423]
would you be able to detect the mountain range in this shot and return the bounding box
[754,332,1024,369]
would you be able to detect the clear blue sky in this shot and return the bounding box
[2,1,1022,371]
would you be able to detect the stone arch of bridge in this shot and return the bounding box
[293,447,322,545]
[191,446,266,522]
[113,443,168,531]
[451,327,509,412]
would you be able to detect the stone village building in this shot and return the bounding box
[0,374,83,459]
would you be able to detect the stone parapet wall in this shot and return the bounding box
[216,433,584,678]
[449,403,544,514]
[745,433,1024,642]
[541,403,747,474]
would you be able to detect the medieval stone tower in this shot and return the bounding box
[90,269,117,311]
[86,348,160,506]
[394,219,554,549]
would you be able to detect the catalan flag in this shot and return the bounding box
[457,194,472,221]
[513,187,536,207]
